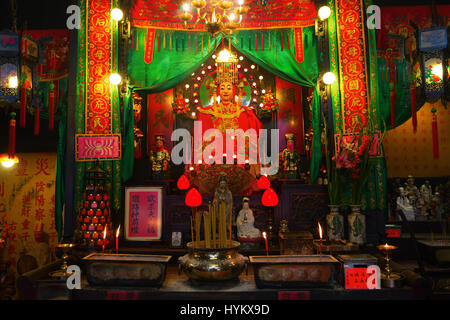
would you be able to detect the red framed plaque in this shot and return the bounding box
[124,187,163,241]
[75,134,121,161]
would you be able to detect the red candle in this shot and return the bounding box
[116,225,120,254]
[262,231,268,256]
[102,225,107,253]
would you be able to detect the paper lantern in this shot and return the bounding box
[262,188,278,207]
[185,187,202,207]
[177,174,190,190]
[257,175,270,189]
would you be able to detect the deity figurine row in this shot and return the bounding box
[394,175,446,221]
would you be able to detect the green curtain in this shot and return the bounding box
[121,88,134,182]
[129,29,224,93]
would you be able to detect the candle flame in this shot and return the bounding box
[116,225,120,237]
[103,225,107,240]
[318,222,323,239]
[262,231,267,239]
[385,243,389,248]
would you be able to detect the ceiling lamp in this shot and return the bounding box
[257,175,270,190]
[109,73,122,85]
[180,0,249,35]
[111,8,124,21]
[261,188,279,207]
[185,187,202,207]
[177,174,190,190]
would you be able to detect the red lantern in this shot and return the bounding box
[257,175,270,190]
[262,188,278,207]
[185,187,202,207]
[177,174,190,190]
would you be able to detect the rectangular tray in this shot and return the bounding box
[82,253,171,287]
[249,255,340,289]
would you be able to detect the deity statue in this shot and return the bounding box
[213,173,233,235]
[150,135,170,180]
[396,187,415,221]
[404,175,420,210]
[279,133,301,179]
[420,180,433,217]
[236,198,261,241]
[197,50,263,162]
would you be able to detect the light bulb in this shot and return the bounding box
[185,84,190,89]
[8,76,18,89]
[318,6,331,20]
[182,3,189,12]
[1,159,15,168]
[229,13,236,21]
[109,73,122,85]
[322,72,336,85]
[111,8,124,21]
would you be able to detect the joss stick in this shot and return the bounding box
[229,205,232,246]
[204,209,211,248]
[195,207,201,247]
[190,215,194,245]
[211,203,216,248]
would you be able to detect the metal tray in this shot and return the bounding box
[249,255,340,289]
[83,253,171,287]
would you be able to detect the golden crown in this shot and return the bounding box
[215,49,239,85]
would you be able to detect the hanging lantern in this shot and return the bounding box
[185,187,202,207]
[262,187,278,207]
[0,30,20,105]
[419,26,448,102]
[257,175,270,189]
[0,112,19,168]
[177,174,190,190]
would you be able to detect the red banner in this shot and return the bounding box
[294,28,304,63]
[144,29,155,64]
[86,0,112,134]
[147,90,174,154]
[335,0,370,134]
[276,78,304,153]
[132,0,317,30]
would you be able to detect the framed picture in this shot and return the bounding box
[124,187,163,241]
[170,231,183,248]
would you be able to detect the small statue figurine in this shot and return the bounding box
[214,173,233,235]
[279,133,300,179]
[396,187,415,221]
[404,175,420,211]
[236,198,261,241]
[420,180,433,217]
[150,135,171,180]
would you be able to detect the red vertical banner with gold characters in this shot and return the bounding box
[86,0,112,134]
[335,0,370,134]
[147,90,174,154]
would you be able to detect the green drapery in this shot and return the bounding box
[74,0,122,219]
[121,89,134,182]
[127,27,321,182]
[377,58,425,130]
[129,30,223,93]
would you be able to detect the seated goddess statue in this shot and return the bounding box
[236,198,261,241]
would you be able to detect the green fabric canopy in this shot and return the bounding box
[126,27,321,182]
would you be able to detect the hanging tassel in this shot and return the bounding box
[163,33,166,50]
[188,34,191,54]
[261,32,264,51]
[274,32,277,62]
[157,33,160,52]
[431,107,439,159]
[411,83,417,133]
[208,36,211,52]
[34,106,39,136]
[169,33,172,51]
[8,113,16,159]
[390,86,396,128]
[136,31,139,51]
[20,86,26,128]
[49,82,55,131]
[280,32,284,51]
[286,32,290,50]
[268,32,271,50]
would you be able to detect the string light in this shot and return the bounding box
[111,8,124,21]
[109,73,122,85]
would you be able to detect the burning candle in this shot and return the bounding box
[102,225,107,253]
[116,225,120,254]
[262,231,268,256]
[318,222,323,254]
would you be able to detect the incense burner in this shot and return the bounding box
[178,241,247,282]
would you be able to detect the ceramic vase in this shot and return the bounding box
[348,205,365,245]
[326,205,344,240]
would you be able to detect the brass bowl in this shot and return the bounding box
[178,241,247,281]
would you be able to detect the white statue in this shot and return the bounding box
[236,198,261,240]
[397,187,415,221]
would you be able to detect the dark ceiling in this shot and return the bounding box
[0,0,449,32]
